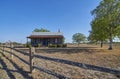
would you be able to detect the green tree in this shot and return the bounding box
[88,30,108,47]
[91,0,120,50]
[72,33,86,45]
[88,31,99,44]
[33,28,50,32]
[88,18,108,47]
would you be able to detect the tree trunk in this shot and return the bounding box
[108,27,112,50]
[108,37,112,50]
[100,41,103,48]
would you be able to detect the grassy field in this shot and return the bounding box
[0,44,120,79]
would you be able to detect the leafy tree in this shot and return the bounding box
[91,0,120,50]
[72,33,86,45]
[33,28,50,32]
[12,42,21,45]
[88,30,108,47]
[88,18,108,47]
[88,31,98,44]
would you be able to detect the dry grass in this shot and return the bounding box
[0,44,120,79]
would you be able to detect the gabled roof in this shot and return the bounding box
[27,32,63,38]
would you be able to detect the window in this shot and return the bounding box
[55,38,58,44]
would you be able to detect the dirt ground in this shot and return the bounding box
[0,44,120,79]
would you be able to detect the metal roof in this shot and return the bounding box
[31,32,63,36]
[27,35,63,38]
[27,32,63,38]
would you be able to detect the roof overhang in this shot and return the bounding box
[27,35,64,39]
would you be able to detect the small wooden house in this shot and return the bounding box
[27,32,64,47]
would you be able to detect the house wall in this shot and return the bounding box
[31,38,63,46]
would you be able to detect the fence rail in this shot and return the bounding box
[0,45,120,78]
[0,46,69,79]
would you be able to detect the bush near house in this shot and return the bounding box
[48,44,67,48]
[48,44,57,48]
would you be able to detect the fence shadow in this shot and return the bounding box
[0,58,15,79]
[35,54,120,75]
[2,50,29,65]
[1,52,33,79]
[36,48,100,54]
[12,48,29,56]
[14,47,100,54]
[9,48,120,75]
[2,47,120,78]
[0,48,70,79]
[34,66,70,79]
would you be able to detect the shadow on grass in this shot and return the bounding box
[1,52,33,79]
[0,48,70,79]
[35,54,120,75]
[6,47,120,75]
[13,47,99,54]
[0,58,15,79]
[35,47,100,54]
[34,66,70,79]
[2,50,29,65]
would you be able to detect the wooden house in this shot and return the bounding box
[27,32,64,47]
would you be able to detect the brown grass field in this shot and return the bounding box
[0,44,120,79]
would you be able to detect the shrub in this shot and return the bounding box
[57,44,63,47]
[48,44,67,48]
[48,44,57,48]
[62,44,67,47]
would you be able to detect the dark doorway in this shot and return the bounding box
[43,38,49,46]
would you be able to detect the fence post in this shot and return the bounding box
[29,47,35,73]
[3,46,5,54]
[10,44,14,59]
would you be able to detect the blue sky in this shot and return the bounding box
[0,0,101,43]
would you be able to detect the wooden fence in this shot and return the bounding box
[0,45,120,79]
[0,45,69,79]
